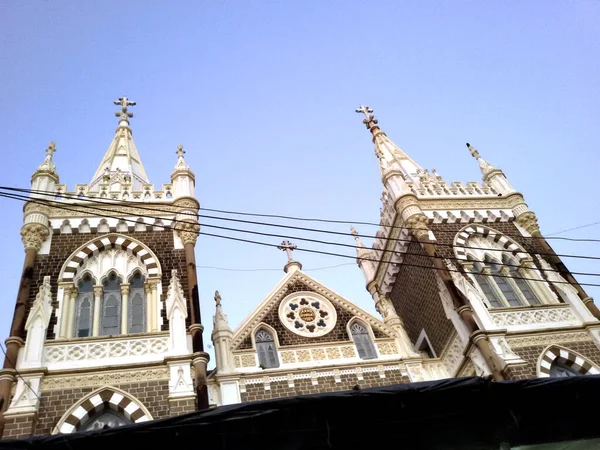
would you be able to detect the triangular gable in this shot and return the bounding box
[231,268,395,350]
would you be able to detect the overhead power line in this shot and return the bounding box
[3,189,600,277]
[2,187,600,267]
[4,185,600,244]
[1,192,600,288]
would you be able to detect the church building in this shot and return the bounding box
[1,100,600,438]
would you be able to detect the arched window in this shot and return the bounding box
[502,255,540,305]
[350,322,377,360]
[255,328,279,369]
[75,275,94,338]
[101,273,122,336]
[468,256,503,308]
[81,409,131,431]
[550,359,581,378]
[129,272,146,333]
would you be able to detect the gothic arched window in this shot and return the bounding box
[350,321,377,360]
[81,409,131,431]
[549,359,581,378]
[255,328,279,369]
[502,255,540,305]
[468,256,504,308]
[101,273,122,336]
[75,275,94,338]
[129,272,146,333]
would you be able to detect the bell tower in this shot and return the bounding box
[354,106,600,381]
[0,98,209,439]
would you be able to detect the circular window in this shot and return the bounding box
[278,291,337,337]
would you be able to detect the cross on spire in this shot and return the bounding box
[355,105,378,129]
[277,240,297,262]
[114,96,136,122]
[176,144,185,158]
[46,141,56,157]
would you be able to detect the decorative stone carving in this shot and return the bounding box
[377,342,398,355]
[41,368,169,390]
[404,213,429,240]
[20,224,49,251]
[165,270,189,354]
[278,291,337,337]
[515,211,540,235]
[22,276,53,368]
[7,375,42,414]
[177,221,200,246]
[490,306,577,328]
[507,332,589,348]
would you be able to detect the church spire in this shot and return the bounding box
[351,227,376,284]
[466,143,514,194]
[356,105,425,202]
[89,97,150,191]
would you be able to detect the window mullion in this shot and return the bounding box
[501,266,528,305]
[482,267,509,307]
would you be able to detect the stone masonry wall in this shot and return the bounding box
[23,229,190,340]
[505,340,600,380]
[240,370,410,402]
[34,378,171,436]
[390,239,454,356]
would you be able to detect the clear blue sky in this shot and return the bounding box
[1,2,599,366]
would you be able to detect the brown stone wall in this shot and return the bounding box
[2,413,36,439]
[22,229,190,340]
[168,397,196,416]
[505,340,600,380]
[240,370,410,402]
[236,278,388,351]
[35,378,170,435]
[389,238,454,356]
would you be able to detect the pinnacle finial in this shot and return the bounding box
[214,290,222,307]
[176,144,185,158]
[114,96,136,123]
[467,143,480,159]
[46,141,56,157]
[355,105,378,130]
[350,226,358,236]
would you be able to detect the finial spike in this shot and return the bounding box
[467,142,480,159]
[214,290,222,307]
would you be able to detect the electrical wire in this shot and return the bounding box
[3,189,600,279]
[1,191,600,288]
[2,187,600,267]
[197,263,355,272]
[0,343,42,404]
[5,185,600,244]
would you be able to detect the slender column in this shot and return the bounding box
[58,284,75,338]
[92,286,103,337]
[144,283,153,332]
[0,223,48,416]
[66,287,77,338]
[120,284,130,335]
[148,279,160,332]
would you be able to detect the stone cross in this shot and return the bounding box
[46,141,56,157]
[114,96,136,120]
[176,145,185,158]
[355,105,378,128]
[277,240,297,262]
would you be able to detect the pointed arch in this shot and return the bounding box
[453,225,529,263]
[59,234,161,283]
[250,323,281,349]
[347,317,378,360]
[537,345,600,378]
[52,386,153,434]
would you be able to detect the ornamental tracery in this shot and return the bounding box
[278,291,337,337]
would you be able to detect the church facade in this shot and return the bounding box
[1,100,600,438]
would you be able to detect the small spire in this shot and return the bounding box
[213,290,230,330]
[351,226,366,248]
[114,96,136,127]
[466,142,496,176]
[174,144,189,169]
[35,141,57,174]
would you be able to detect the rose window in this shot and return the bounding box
[278,292,337,337]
